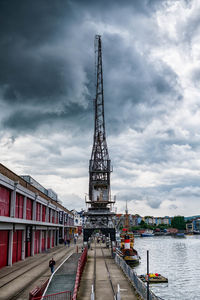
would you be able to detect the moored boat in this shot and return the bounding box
[176,232,185,237]
[132,233,140,237]
[193,230,200,235]
[141,230,154,237]
[139,273,168,283]
[119,230,140,265]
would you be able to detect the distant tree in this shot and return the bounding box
[131,226,140,231]
[186,220,192,223]
[139,220,148,229]
[171,216,186,230]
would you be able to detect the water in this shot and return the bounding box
[134,235,200,300]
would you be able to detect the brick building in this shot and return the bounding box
[0,163,75,270]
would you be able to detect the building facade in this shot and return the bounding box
[71,209,85,234]
[0,163,75,270]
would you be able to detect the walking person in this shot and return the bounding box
[49,257,56,274]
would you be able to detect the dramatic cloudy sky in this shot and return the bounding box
[1,0,200,217]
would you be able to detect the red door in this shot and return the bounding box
[36,203,41,221]
[0,230,8,269]
[34,231,40,254]
[15,193,23,218]
[49,209,51,222]
[52,231,54,247]
[0,186,10,216]
[26,198,32,220]
[12,231,17,264]
[41,231,45,251]
[17,231,22,261]
[47,231,50,249]
[42,205,46,222]
[12,230,22,264]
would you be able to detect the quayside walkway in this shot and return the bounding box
[78,243,138,300]
[0,240,81,300]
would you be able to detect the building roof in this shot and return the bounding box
[0,163,73,216]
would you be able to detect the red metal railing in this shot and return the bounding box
[29,279,49,300]
[72,247,88,300]
[32,290,72,300]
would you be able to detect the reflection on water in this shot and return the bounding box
[134,236,200,300]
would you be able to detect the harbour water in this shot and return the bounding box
[134,235,200,300]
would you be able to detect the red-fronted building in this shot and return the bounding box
[0,163,75,270]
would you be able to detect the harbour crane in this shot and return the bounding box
[83,35,116,242]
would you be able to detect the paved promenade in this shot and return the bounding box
[78,244,138,300]
[45,253,81,296]
[0,240,81,300]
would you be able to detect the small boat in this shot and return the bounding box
[193,230,200,235]
[141,230,154,237]
[119,230,140,265]
[176,232,185,237]
[132,233,141,237]
[172,232,185,238]
[139,273,168,283]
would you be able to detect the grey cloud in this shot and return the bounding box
[1,0,199,217]
[115,188,161,209]
[101,33,182,135]
[116,191,143,202]
[146,197,162,209]
[190,67,200,87]
[177,2,200,45]
[168,204,178,210]
[2,102,92,132]
[0,0,182,135]
[61,193,84,210]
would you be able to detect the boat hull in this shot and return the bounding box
[141,233,154,237]
[124,255,140,265]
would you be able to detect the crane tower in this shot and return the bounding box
[83,35,115,242]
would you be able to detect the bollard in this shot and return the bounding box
[76,245,79,253]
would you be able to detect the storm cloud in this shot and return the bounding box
[0,0,200,217]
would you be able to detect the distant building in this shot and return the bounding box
[144,216,154,225]
[153,216,171,226]
[193,218,200,231]
[71,209,85,234]
[186,222,193,232]
[115,213,172,229]
[137,215,142,225]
